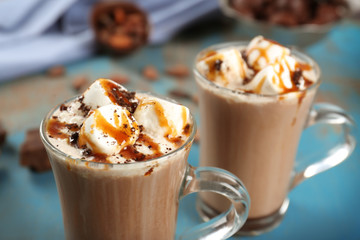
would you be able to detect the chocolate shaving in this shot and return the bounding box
[82,148,93,156]
[144,167,154,176]
[65,123,80,131]
[183,124,191,135]
[120,145,146,161]
[292,69,303,87]
[78,98,91,117]
[69,132,79,146]
[110,89,138,113]
[243,76,252,85]
[214,59,223,71]
[60,104,68,111]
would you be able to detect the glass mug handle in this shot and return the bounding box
[290,103,356,189]
[178,166,250,240]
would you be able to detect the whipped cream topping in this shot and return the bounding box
[196,36,317,95]
[46,79,192,164]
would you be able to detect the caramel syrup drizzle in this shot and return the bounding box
[120,134,163,162]
[247,41,284,72]
[181,107,190,136]
[198,50,217,62]
[48,90,191,163]
[235,50,246,80]
[93,109,137,147]
[77,108,139,162]
[201,50,247,87]
[203,54,227,85]
[99,78,137,113]
[100,78,125,104]
[255,76,267,94]
[78,126,100,153]
[80,99,189,162]
[200,38,315,95]
[47,117,80,140]
[247,51,313,94]
[47,118,71,139]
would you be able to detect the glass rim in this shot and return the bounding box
[40,92,197,167]
[193,41,322,98]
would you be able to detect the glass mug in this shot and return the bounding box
[193,42,356,235]
[40,94,250,240]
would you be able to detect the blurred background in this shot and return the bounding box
[0,0,359,239]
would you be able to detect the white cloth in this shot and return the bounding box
[0,0,218,82]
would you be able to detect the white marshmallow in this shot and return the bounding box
[197,48,252,88]
[243,65,282,94]
[134,94,190,141]
[78,105,139,155]
[82,78,127,109]
[244,55,297,94]
[246,36,290,71]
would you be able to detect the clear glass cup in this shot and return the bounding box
[40,94,250,240]
[193,42,356,235]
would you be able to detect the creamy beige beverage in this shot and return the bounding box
[195,36,320,231]
[42,78,252,240]
[42,79,194,240]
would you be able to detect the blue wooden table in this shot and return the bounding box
[0,16,359,240]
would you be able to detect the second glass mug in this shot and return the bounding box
[40,94,250,240]
[193,42,356,235]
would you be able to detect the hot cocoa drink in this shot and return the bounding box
[46,141,189,240]
[195,36,320,232]
[41,79,194,239]
[41,78,250,240]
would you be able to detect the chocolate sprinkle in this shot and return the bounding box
[214,59,223,71]
[292,69,303,87]
[69,132,79,146]
[111,89,138,113]
[60,104,68,111]
[77,96,91,116]
[82,148,93,156]
[183,124,190,135]
[65,123,80,131]
[78,103,91,117]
